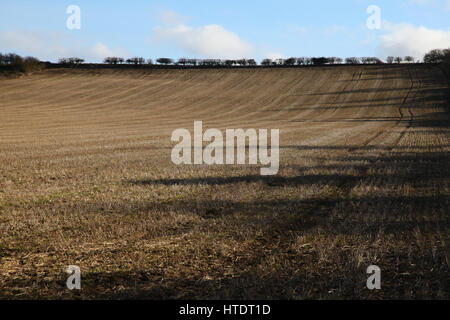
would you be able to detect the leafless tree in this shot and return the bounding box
[423,49,446,63]
[126,57,145,65]
[156,58,173,65]
[104,57,124,65]
[59,57,84,65]
[345,57,360,64]
[311,57,328,65]
[261,59,272,66]
[404,56,414,63]
[1,53,23,65]
[284,57,296,66]
[224,60,235,67]
[327,57,337,64]
[236,59,248,66]
[186,59,198,66]
[295,57,305,65]
[177,58,187,66]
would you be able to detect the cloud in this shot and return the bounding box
[90,42,129,60]
[159,10,188,26]
[152,11,252,59]
[266,52,286,60]
[377,22,450,59]
[0,29,130,62]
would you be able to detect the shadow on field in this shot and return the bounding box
[103,263,448,299]
[127,150,450,235]
[84,268,379,299]
[4,261,447,299]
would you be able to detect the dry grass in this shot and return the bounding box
[0,65,449,299]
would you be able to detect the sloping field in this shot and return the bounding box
[0,65,449,299]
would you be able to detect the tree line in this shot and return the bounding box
[47,49,450,67]
[424,49,450,77]
[97,55,417,66]
[0,53,44,72]
[1,49,449,74]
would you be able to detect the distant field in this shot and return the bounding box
[0,65,448,299]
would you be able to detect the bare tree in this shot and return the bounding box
[199,59,222,66]
[295,57,305,65]
[386,56,395,64]
[224,60,235,67]
[361,57,383,64]
[261,59,272,66]
[177,58,187,66]
[345,57,360,64]
[59,57,84,65]
[126,57,145,65]
[186,59,198,66]
[284,57,296,66]
[156,58,174,65]
[394,56,403,64]
[423,49,446,64]
[236,59,248,66]
[0,53,43,72]
[311,57,329,65]
[404,56,414,63]
[104,57,124,65]
[273,58,284,66]
[327,57,336,64]
[1,53,23,65]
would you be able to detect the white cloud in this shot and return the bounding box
[90,42,129,60]
[377,22,450,59]
[266,52,286,60]
[152,11,252,59]
[159,10,188,26]
[0,29,130,62]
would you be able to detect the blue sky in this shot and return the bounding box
[1,0,449,62]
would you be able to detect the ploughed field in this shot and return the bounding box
[0,65,449,299]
